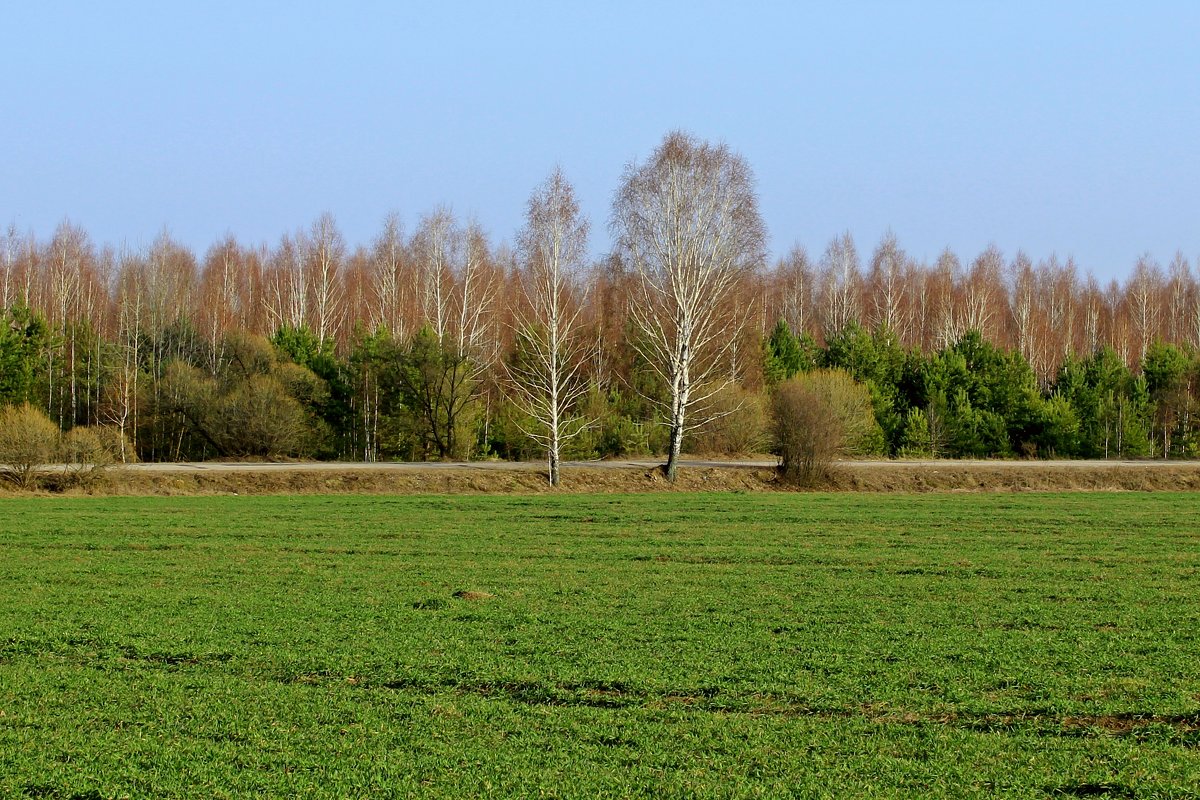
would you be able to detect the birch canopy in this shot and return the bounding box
[612,131,766,480]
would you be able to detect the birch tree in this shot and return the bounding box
[369,213,411,339]
[198,235,244,373]
[400,210,499,460]
[962,244,1003,340]
[904,259,932,351]
[1,224,18,310]
[868,230,904,334]
[612,131,766,481]
[413,208,456,341]
[452,221,497,361]
[263,231,308,334]
[1008,251,1037,371]
[44,222,92,425]
[1082,273,1103,354]
[776,245,814,336]
[1047,256,1079,368]
[1166,252,1191,345]
[1127,254,1161,364]
[932,248,963,348]
[108,252,145,459]
[506,167,591,486]
[1189,260,1200,350]
[305,212,345,346]
[819,232,861,336]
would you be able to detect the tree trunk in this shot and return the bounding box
[662,333,691,482]
[664,419,684,481]
[664,370,688,482]
[548,441,560,487]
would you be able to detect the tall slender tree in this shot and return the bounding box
[612,131,766,481]
[868,230,905,334]
[306,212,346,346]
[819,232,861,336]
[505,168,591,486]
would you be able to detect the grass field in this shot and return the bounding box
[1,493,1198,798]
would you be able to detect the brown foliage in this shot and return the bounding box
[218,376,315,458]
[9,192,1200,450]
[93,424,137,464]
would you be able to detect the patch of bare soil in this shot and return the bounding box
[452,590,495,601]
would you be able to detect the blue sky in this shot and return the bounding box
[4,1,1198,281]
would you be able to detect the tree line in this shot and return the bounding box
[3,132,1200,479]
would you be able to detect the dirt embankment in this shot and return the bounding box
[9,460,1200,496]
[62,464,775,496]
[821,462,1200,493]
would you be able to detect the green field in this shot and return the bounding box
[1,493,1198,798]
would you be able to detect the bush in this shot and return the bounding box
[601,416,655,457]
[60,426,116,487]
[566,386,658,459]
[94,425,137,464]
[218,375,314,458]
[156,355,325,460]
[685,383,769,456]
[486,397,542,461]
[0,403,61,489]
[771,370,879,485]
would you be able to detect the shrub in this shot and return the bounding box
[585,414,649,458]
[218,375,314,458]
[0,403,61,489]
[567,386,656,459]
[685,383,769,456]
[771,370,879,485]
[156,356,324,460]
[60,426,116,487]
[93,425,137,464]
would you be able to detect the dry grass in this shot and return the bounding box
[9,460,1200,496]
[71,465,773,496]
[822,462,1200,493]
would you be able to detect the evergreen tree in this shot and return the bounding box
[1142,342,1194,458]
[913,331,1040,457]
[0,306,51,408]
[822,322,905,451]
[762,319,817,384]
[397,327,479,460]
[273,324,355,458]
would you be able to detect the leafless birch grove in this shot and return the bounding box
[4,132,1200,466]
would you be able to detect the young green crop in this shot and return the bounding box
[1,493,1198,797]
